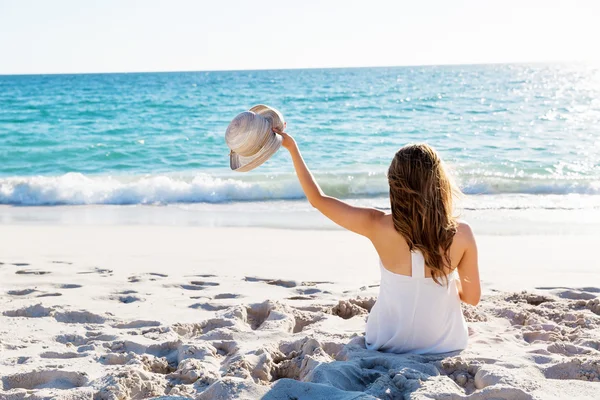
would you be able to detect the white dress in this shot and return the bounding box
[365,250,468,354]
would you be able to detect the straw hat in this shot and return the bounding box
[225,104,285,172]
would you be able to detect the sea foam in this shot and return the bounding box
[1,172,599,206]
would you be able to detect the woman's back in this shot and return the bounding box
[272,131,481,355]
[365,216,473,354]
[370,215,472,277]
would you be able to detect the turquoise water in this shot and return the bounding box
[1,64,599,206]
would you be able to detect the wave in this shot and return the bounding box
[0,172,387,206]
[459,177,600,196]
[0,172,599,206]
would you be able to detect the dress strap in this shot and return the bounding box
[411,251,425,278]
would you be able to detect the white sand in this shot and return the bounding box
[1,225,599,399]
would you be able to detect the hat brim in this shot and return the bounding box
[230,131,282,172]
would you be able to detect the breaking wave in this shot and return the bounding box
[0,172,599,206]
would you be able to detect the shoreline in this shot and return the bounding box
[1,202,599,236]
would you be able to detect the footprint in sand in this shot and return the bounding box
[272,280,304,288]
[10,287,69,297]
[11,356,30,365]
[245,277,333,289]
[57,284,83,289]
[579,287,600,293]
[98,352,135,366]
[116,289,138,294]
[545,342,593,356]
[15,269,51,275]
[287,295,315,300]
[108,290,144,304]
[294,305,327,313]
[129,272,169,282]
[2,370,89,390]
[7,288,38,296]
[214,293,242,299]
[331,298,376,319]
[180,281,220,291]
[245,276,298,288]
[292,312,327,333]
[117,295,144,304]
[522,330,561,344]
[112,320,161,329]
[555,290,597,300]
[536,286,600,300]
[241,301,326,333]
[296,287,322,295]
[4,304,53,318]
[77,267,113,276]
[179,284,206,291]
[190,302,229,311]
[543,359,600,381]
[190,280,219,287]
[190,295,212,300]
[85,331,119,341]
[55,334,89,346]
[506,292,555,306]
[185,273,217,278]
[54,310,107,324]
[212,341,239,357]
[359,284,380,291]
[303,280,334,286]
[40,351,87,359]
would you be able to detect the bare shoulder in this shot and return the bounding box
[454,220,476,246]
[359,207,388,238]
[370,208,387,219]
[368,211,394,237]
[375,211,394,227]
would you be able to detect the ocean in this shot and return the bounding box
[1,63,599,229]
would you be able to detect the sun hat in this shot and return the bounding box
[225,104,285,172]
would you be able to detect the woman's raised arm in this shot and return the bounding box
[274,128,383,237]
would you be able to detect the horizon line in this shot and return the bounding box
[0,59,591,77]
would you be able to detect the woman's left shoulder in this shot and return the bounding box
[454,220,476,242]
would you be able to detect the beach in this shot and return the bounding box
[1,63,600,398]
[1,0,600,394]
[1,206,599,399]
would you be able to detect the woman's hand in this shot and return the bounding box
[272,126,297,151]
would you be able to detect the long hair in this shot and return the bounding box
[387,144,459,285]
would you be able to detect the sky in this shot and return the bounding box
[0,0,599,75]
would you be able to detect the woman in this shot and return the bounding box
[273,127,480,354]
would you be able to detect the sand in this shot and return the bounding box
[1,225,599,399]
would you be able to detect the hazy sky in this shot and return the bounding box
[1,0,598,74]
